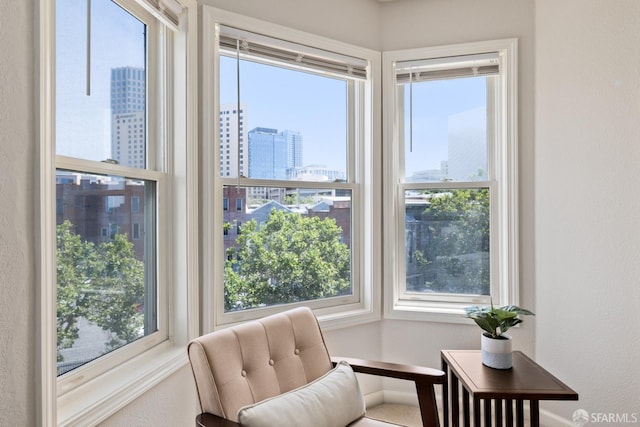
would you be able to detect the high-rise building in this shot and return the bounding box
[248,127,288,180]
[219,104,248,177]
[284,129,303,170]
[248,128,303,179]
[447,106,487,181]
[110,67,146,168]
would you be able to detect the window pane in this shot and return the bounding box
[403,77,488,182]
[219,55,348,181]
[56,170,156,375]
[223,185,352,311]
[405,188,490,295]
[56,0,147,168]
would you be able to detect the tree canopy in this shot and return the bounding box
[56,221,145,363]
[224,209,351,311]
[411,188,490,294]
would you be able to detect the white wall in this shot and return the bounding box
[199,0,381,51]
[0,0,36,425]
[535,0,640,420]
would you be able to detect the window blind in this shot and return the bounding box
[218,25,368,80]
[396,52,499,83]
[138,0,183,30]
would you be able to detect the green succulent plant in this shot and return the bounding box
[465,301,534,339]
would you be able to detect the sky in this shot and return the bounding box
[219,56,348,173]
[403,76,487,176]
[56,0,145,162]
[55,0,487,179]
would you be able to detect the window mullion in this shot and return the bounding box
[56,155,164,182]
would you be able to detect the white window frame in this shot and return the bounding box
[37,0,198,425]
[201,7,381,332]
[382,39,519,323]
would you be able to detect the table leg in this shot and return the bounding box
[473,397,481,427]
[530,401,540,427]
[484,399,492,427]
[442,358,449,427]
[463,388,470,427]
[505,399,513,426]
[452,374,459,427]
[516,400,524,427]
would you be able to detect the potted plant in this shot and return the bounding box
[464,301,534,369]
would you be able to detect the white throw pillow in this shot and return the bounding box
[237,361,365,427]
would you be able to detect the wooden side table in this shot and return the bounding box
[441,350,578,427]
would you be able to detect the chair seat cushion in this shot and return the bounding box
[237,361,365,427]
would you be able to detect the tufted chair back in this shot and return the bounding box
[188,307,333,422]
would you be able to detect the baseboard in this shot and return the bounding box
[363,390,386,408]
[365,389,574,427]
[364,389,443,408]
[540,408,575,427]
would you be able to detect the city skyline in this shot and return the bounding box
[55,0,487,181]
[56,0,145,162]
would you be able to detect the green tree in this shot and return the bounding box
[56,221,145,361]
[416,189,490,293]
[56,221,98,360]
[87,233,145,350]
[224,209,350,311]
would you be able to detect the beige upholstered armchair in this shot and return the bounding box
[188,307,445,427]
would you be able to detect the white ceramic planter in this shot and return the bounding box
[481,333,512,369]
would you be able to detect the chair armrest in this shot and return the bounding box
[331,356,445,427]
[331,356,445,384]
[196,413,241,427]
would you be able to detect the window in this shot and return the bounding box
[39,0,197,424]
[202,7,381,328]
[383,39,518,320]
[54,0,162,379]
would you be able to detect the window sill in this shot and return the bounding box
[57,341,188,427]
[316,304,382,332]
[384,301,478,325]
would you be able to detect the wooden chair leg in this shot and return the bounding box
[416,381,440,427]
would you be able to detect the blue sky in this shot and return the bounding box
[403,76,486,175]
[220,56,348,173]
[55,0,486,178]
[56,0,145,161]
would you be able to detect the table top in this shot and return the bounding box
[441,350,579,401]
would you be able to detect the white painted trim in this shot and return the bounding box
[382,39,519,323]
[200,5,382,333]
[540,409,576,427]
[181,0,200,343]
[364,388,445,410]
[363,390,386,409]
[37,0,198,424]
[55,0,169,398]
[369,389,575,427]
[36,0,57,425]
[199,10,218,334]
[57,344,188,426]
